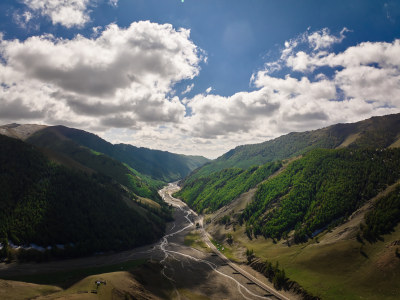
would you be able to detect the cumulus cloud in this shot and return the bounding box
[22,0,93,28]
[0,21,201,130]
[1,24,400,158]
[178,29,400,157]
[307,27,348,50]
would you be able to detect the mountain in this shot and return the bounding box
[191,113,400,178]
[0,123,47,140]
[179,113,400,231]
[176,113,400,299]
[24,126,163,200]
[40,125,209,182]
[240,147,400,242]
[0,134,171,261]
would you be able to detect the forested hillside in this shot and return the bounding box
[360,184,400,243]
[175,161,281,213]
[240,148,400,242]
[190,113,400,179]
[45,125,209,182]
[0,135,171,259]
[26,127,162,201]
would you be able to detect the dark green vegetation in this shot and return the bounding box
[191,113,400,179]
[361,185,400,243]
[175,161,281,212]
[0,135,171,260]
[44,125,209,182]
[241,148,400,242]
[26,127,161,200]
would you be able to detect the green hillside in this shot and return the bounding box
[175,161,281,213]
[241,148,400,242]
[26,127,162,201]
[191,113,400,178]
[48,125,209,182]
[0,135,171,260]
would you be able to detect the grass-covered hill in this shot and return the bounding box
[192,113,400,178]
[44,125,209,182]
[0,135,171,260]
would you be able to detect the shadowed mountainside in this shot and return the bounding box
[0,135,171,259]
[44,125,209,182]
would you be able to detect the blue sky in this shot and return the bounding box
[1,0,400,158]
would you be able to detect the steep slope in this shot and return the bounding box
[47,125,209,182]
[26,127,162,201]
[240,148,400,242]
[192,113,400,178]
[174,113,400,300]
[178,113,400,220]
[175,161,282,213]
[0,135,170,260]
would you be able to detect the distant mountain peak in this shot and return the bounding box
[0,123,47,140]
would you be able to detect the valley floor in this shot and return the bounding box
[2,182,398,299]
[0,183,292,300]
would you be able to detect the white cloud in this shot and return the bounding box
[0,21,202,130]
[182,83,194,95]
[178,30,400,157]
[1,25,400,159]
[22,0,93,28]
[307,27,348,50]
[205,87,212,94]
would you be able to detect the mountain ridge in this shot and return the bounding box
[0,124,210,183]
[189,113,400,179]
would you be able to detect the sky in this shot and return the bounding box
[1,0,400,158]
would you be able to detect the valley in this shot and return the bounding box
[0,184,291,300]
[1,114,400,299]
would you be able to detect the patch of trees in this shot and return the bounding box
[26,129,162,201]
[240,148,400,243]
[175,161,281,213]
[0,135,171,261]
[360,185,400,243]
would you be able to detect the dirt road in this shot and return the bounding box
[0,183,286,300]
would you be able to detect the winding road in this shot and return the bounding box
[158,183,289,300]
[0,183,289,300]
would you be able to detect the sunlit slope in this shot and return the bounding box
[192,113,400,178]
[241,148,400,242]
[175,161,282,213]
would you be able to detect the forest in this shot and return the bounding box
[175,161,281,212]
[0,135,171,261]
[26,128,162,201]
[360,185,400,243]
[240,148,400,242]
